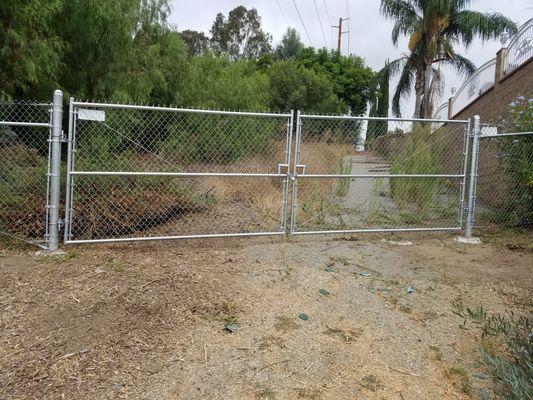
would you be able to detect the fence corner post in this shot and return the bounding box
[465,115,481,239]
[48,89,63,252]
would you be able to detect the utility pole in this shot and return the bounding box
[332,17,350,53]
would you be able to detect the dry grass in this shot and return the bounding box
[198,141,356,229]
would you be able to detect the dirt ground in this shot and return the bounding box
[1,232,531,399]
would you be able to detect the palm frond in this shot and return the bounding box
[450,11,517,46]
[370,56,407,94]
[380,0,421,22]
[392,57,415,117]
[442,52,476,76]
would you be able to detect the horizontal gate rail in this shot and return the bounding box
[295,174,464,178]
[298,114,469,124]
[72,100,292,118]
[69,171,286,177]
[65,231,284,245]
[0,121,50,128]
[291,227,462,235]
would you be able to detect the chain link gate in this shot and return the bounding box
[290,113,471,235]
[64,100,294,243]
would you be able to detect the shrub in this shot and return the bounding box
[452,301,532,399]
[389,124,444,213]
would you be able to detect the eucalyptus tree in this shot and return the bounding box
[378,0,516,118]
[210,6,272,61]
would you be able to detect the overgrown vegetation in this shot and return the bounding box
[389,124,444,213]
[452,300,532,399]
[493,96,533,227]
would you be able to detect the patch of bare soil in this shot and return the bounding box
[0,241,240,399]
[0,232,531,399]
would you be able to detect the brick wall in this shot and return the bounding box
[452,57,533,229]
[452,57,533,123]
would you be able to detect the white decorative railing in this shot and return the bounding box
[504,17,533,76]
[451,58,496,116]
[431,102,449,131]
[432,102,449,119]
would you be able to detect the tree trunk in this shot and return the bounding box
[421,61,433,119]
[413,67,424,118]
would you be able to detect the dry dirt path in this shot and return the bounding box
[1,234,531,399]
[146,235,532,400]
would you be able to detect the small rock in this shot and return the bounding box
[480,387,490,400]
[298,313,309,321]
[224,322,240,333]
[94,268,105,274]
[113,383,124,391]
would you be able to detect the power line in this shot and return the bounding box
[313,0,327,48]
[321,0,334,48]
[275,0,290,27]
[292,0,313,46]
[345,0,351,54]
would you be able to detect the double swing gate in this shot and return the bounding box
[64,100,471,244]
[3,90,490,250]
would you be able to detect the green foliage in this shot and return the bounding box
[495,96,533,227]
[209,6,272,61]
[179,29,209,56]
[298,48,374,115]
[452,300,532,400]
[183,56,270,111]
[367,61,390,144]
[267,60,344,114]
[389,124,443,212]
[0,0,63,99]
[275,28,304,60]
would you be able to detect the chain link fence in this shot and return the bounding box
[65,102,292,243]
[474,125,533,231]
[0,100,52,247]
[1,92,530,249]
[291,116,469,234]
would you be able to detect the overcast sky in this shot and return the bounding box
[170,0,532,117]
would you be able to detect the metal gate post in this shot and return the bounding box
[289,110,302,236]
[47,90,63,252]
[465,115,480,238]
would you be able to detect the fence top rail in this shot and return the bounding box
[299,114,469,124]
[72,100,292,118]
[480,131,533,138]
[0,121,50,128]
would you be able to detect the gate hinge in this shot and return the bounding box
[57,219,65,229]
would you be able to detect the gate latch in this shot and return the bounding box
[276,163,289,174]
[295,164,307,176]
[56,219,65,229]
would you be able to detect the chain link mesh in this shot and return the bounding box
[293,117,469,232]
[475,127,533,231]
[68,105,291,241]
[0,100,51,245]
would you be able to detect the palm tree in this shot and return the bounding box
[378,0,517,118]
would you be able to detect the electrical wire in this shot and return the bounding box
[346,0,351,54]
[275,0,290,27]
[313,0,328,48]
[292,0,313,46]
[321,0,334,48]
